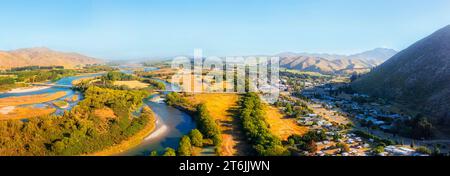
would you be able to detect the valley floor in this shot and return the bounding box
[0,91,67,106]
[265,105,308,140]
[186,93,252,156]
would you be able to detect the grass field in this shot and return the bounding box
[154,68,234,93]
[147,68,178,81]
[265,105,308,140]
[187,93,251,156]
[0,106,56,120]
[281,68,330,77]
[72,77,100,85]
[113,81,150,89]
[0,91,68,106]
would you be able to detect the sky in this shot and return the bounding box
[0,0,450,60]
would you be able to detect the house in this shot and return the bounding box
[366,116,385,125]
[308,114,318,117]
[385,146,416,156]
[380,125,393,130]
[356,114,365,120]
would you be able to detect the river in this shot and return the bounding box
[116,68,195,156]
[0,73,103,115]
[119,77,195,156]
[119,95,196,156]
[1,70,196,156]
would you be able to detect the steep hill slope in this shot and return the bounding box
[352,25,450,122]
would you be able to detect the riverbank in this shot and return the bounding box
[71,73,103,85]
[86,107,158,156]
[0,91,68,106]
[4,86,52,94]
[113,80,150,89]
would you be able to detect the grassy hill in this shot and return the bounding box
[0,47,103,70]
[279,48,397,75]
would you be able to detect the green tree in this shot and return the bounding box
[285,103,293,116]
[196,104,221,146]
[433,146,441,156]
[336,142,350,153]
[373,146,385,155]
[306,140,318,153]
[275,101,283,107]
[411,114,433,139]
[189,129,204,147]
[150,150,158,156]
[104,71,134,81]
[163,148,177,156]
[238,93,287,156]
[166,92,187,106]
[178,136,192,156]
[415,146,432,155]
[52,141,66,154]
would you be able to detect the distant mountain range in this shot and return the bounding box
[0,46,398,75]
[352,25,450,122]
[278,48,397,74]
[0,47,103,70]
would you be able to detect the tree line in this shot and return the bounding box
[75,71,166,91]
[149,129,206,156]
[238,93,288,156]
[0,69,77,92]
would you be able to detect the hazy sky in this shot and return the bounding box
[1,0,450,59]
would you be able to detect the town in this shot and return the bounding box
[275,69,437,156]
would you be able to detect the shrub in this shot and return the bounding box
[336,142,350,153]
[178,135,192,156]
[163,148,177,156]
[373,146,385,155]
[150,150,158,156]
[189,129,204,147]
[415,146,432,155]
